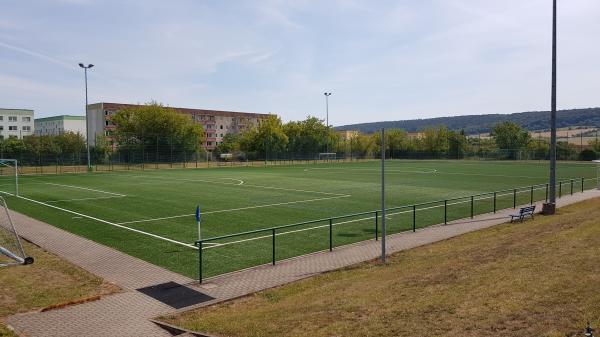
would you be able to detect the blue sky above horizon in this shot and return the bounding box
[1,0,599,125]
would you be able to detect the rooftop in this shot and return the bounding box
[89,102,271,119]
[35,115,85,122]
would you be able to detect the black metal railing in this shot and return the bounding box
[195,177,596,282]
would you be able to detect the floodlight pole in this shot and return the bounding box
[324,92,332,154]
[79,63,94,171]
[380,128,386,263]
[544,0,558,215]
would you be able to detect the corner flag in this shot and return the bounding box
[196,205,201,241]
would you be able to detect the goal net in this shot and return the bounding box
[0,196,33,267]
[0,159,18,197]
[318,153,337,161]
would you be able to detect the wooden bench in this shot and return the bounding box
[510,205,536,223]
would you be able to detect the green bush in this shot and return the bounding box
[579,149,597,161]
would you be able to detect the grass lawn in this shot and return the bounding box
[0,240,120,337]
[161,197,600,337]
[1,160,596,278]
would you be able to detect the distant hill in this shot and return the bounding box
[335,108,600,134]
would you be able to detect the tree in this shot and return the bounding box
[284,116,329,156]
[216,133,241,154]
[491,122,531,159]
[420,126,449,155]
[239,115,288,159]
[111,102,204,156]
[491,122,531,150]
[447,130,467,159]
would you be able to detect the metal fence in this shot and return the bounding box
[195,177,597,282]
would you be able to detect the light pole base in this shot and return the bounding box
[542,202,556,215]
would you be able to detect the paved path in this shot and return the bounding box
[5,189,600,336]
[5,210,193,337]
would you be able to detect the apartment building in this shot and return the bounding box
[86,102,270,150]
[34,115,86,137]
[0,108,34,140]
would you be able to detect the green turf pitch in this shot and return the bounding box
[0,160,596,278]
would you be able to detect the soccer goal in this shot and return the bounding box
[318,153,337,161]
[0,196,33,267]
[0,159,18,197]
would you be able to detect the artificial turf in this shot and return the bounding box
[1,159,596,278]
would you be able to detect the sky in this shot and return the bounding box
[0,0,599,126]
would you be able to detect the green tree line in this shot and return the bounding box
[1,107,598,166]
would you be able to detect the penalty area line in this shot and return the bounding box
[115,194,352,225]
[45,183,126,197]
[8,193,196,250]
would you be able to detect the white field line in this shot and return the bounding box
[0,192,196,249]
[304,167,438,174]
[125,174,347,197]
[303,167,552,180]
[200,186,549,249]
[115,194,352,225]
[45,183,126,197]
[46,195,126,203]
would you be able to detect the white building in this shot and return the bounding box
[0,108,34,140]
[34,115,86,137]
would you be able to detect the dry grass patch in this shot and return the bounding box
[162,198,600,337]
[0,240,120,335]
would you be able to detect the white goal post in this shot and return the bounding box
[0,196,33,267]
[318,153,337,161]
[0,159,18,197]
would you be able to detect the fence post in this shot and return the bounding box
[470,196,474,219]
[570,179,573,195]
[198,241,203,284]
[545,184,549,202]
[530,186,534,205]
[582,177,585,192]
[444,200,448,224]
[493,192,497,213]
[559,181,562,198]
[329,219,333,252]
[413,205,416,232]
[513,189,517,208]
[375,211,378,241]
[272,229,276,265]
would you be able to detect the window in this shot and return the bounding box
[220,125,223,129]
[22,117,31,122]
[0,116,3,121]
[207,141,213,146]
[22,126,31,131]
[9,126,17,131]
[8,116,17,122]
[0,126,3,130]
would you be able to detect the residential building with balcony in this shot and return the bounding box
[86,102,270,150]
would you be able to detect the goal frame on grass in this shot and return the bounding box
[0,196,33,267]
[318,153,337,161]
[0,159,18,197]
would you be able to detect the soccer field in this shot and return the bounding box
[1,160,597,279]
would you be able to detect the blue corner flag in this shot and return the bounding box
[196,205,201,241]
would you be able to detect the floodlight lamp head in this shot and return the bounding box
[79,63,85,68]
[88,64,94,68]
